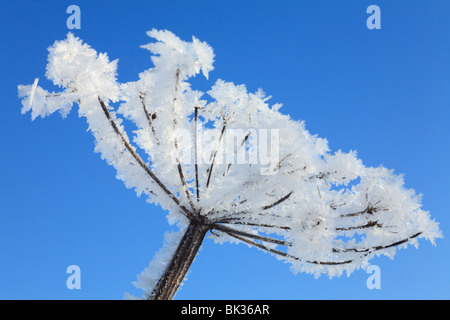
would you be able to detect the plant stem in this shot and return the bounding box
[149,220,209,300]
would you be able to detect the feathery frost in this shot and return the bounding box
[19,30,442,298]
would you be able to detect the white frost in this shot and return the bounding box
[19,30,442,298]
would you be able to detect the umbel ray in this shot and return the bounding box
[18,30,441,299]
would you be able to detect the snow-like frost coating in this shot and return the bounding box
[19,30,442,297]
[130,229,185,299]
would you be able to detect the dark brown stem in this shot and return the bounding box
[149,220,209,300]
[206,124,226,188]
[213,224,291,246]
[220,228,353,266]
[336,220,382,231]
[171,70,196,214]
[223,132,251,176]
[220,220,291,231]
[333,232,422,253]
[139,92,160,145]
[176,156,196,213]
[194,106,200,202]
[262,191,293,210]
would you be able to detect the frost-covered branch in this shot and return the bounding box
[139,92,160,145]
[97,96,194,220]
[333,232,423,254]
[218,227,353,266]
[261,191,293,211]
[205,123,226,189]
[217,220,291,231]
[19,29,441,299]
[212,223,291,247]
[194,106,200,202]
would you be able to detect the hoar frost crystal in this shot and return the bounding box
[18,30,442,300]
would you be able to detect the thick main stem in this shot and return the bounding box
[149,220,209,300]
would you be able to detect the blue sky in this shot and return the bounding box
[0,0,449,299]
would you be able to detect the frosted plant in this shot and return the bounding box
[18,30,441,300]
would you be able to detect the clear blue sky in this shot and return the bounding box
[1,0,448,300]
